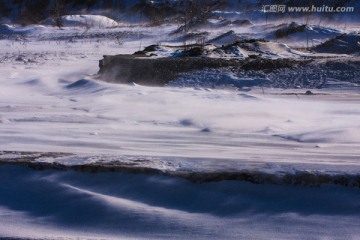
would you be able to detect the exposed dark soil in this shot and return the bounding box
[98,54,312,86]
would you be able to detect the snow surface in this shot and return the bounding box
[1,165,360,240]
[0,19,360,239]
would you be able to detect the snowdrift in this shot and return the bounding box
[208,30,244,45]
[43,15,119,28]
[0,24,46,35]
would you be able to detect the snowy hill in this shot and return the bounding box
[312,33,360,54]
[43,15,119,28]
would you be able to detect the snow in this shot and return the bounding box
[0,165,360,239]
[208,30,243,45]
[43,15,119,28]
[266,24,343,48]
[0,15,360,239]
[141,41,311,59]
[0,23,47,35]
[2,69,360,164]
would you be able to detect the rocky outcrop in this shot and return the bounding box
[98,54,243,85]
[98,53,311,86]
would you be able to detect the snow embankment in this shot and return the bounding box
[1,150,360,187]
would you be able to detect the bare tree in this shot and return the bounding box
[182,0,226,27]
[50,0,64,29]
[304,0,314,49]
[181,0,226,47]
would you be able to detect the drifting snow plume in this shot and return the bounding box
[65,79,109,93]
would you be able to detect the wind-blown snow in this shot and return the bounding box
[0,23,46,35]
[0,165,360,239]
[1,69,360,163]
[1,17,360,240]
